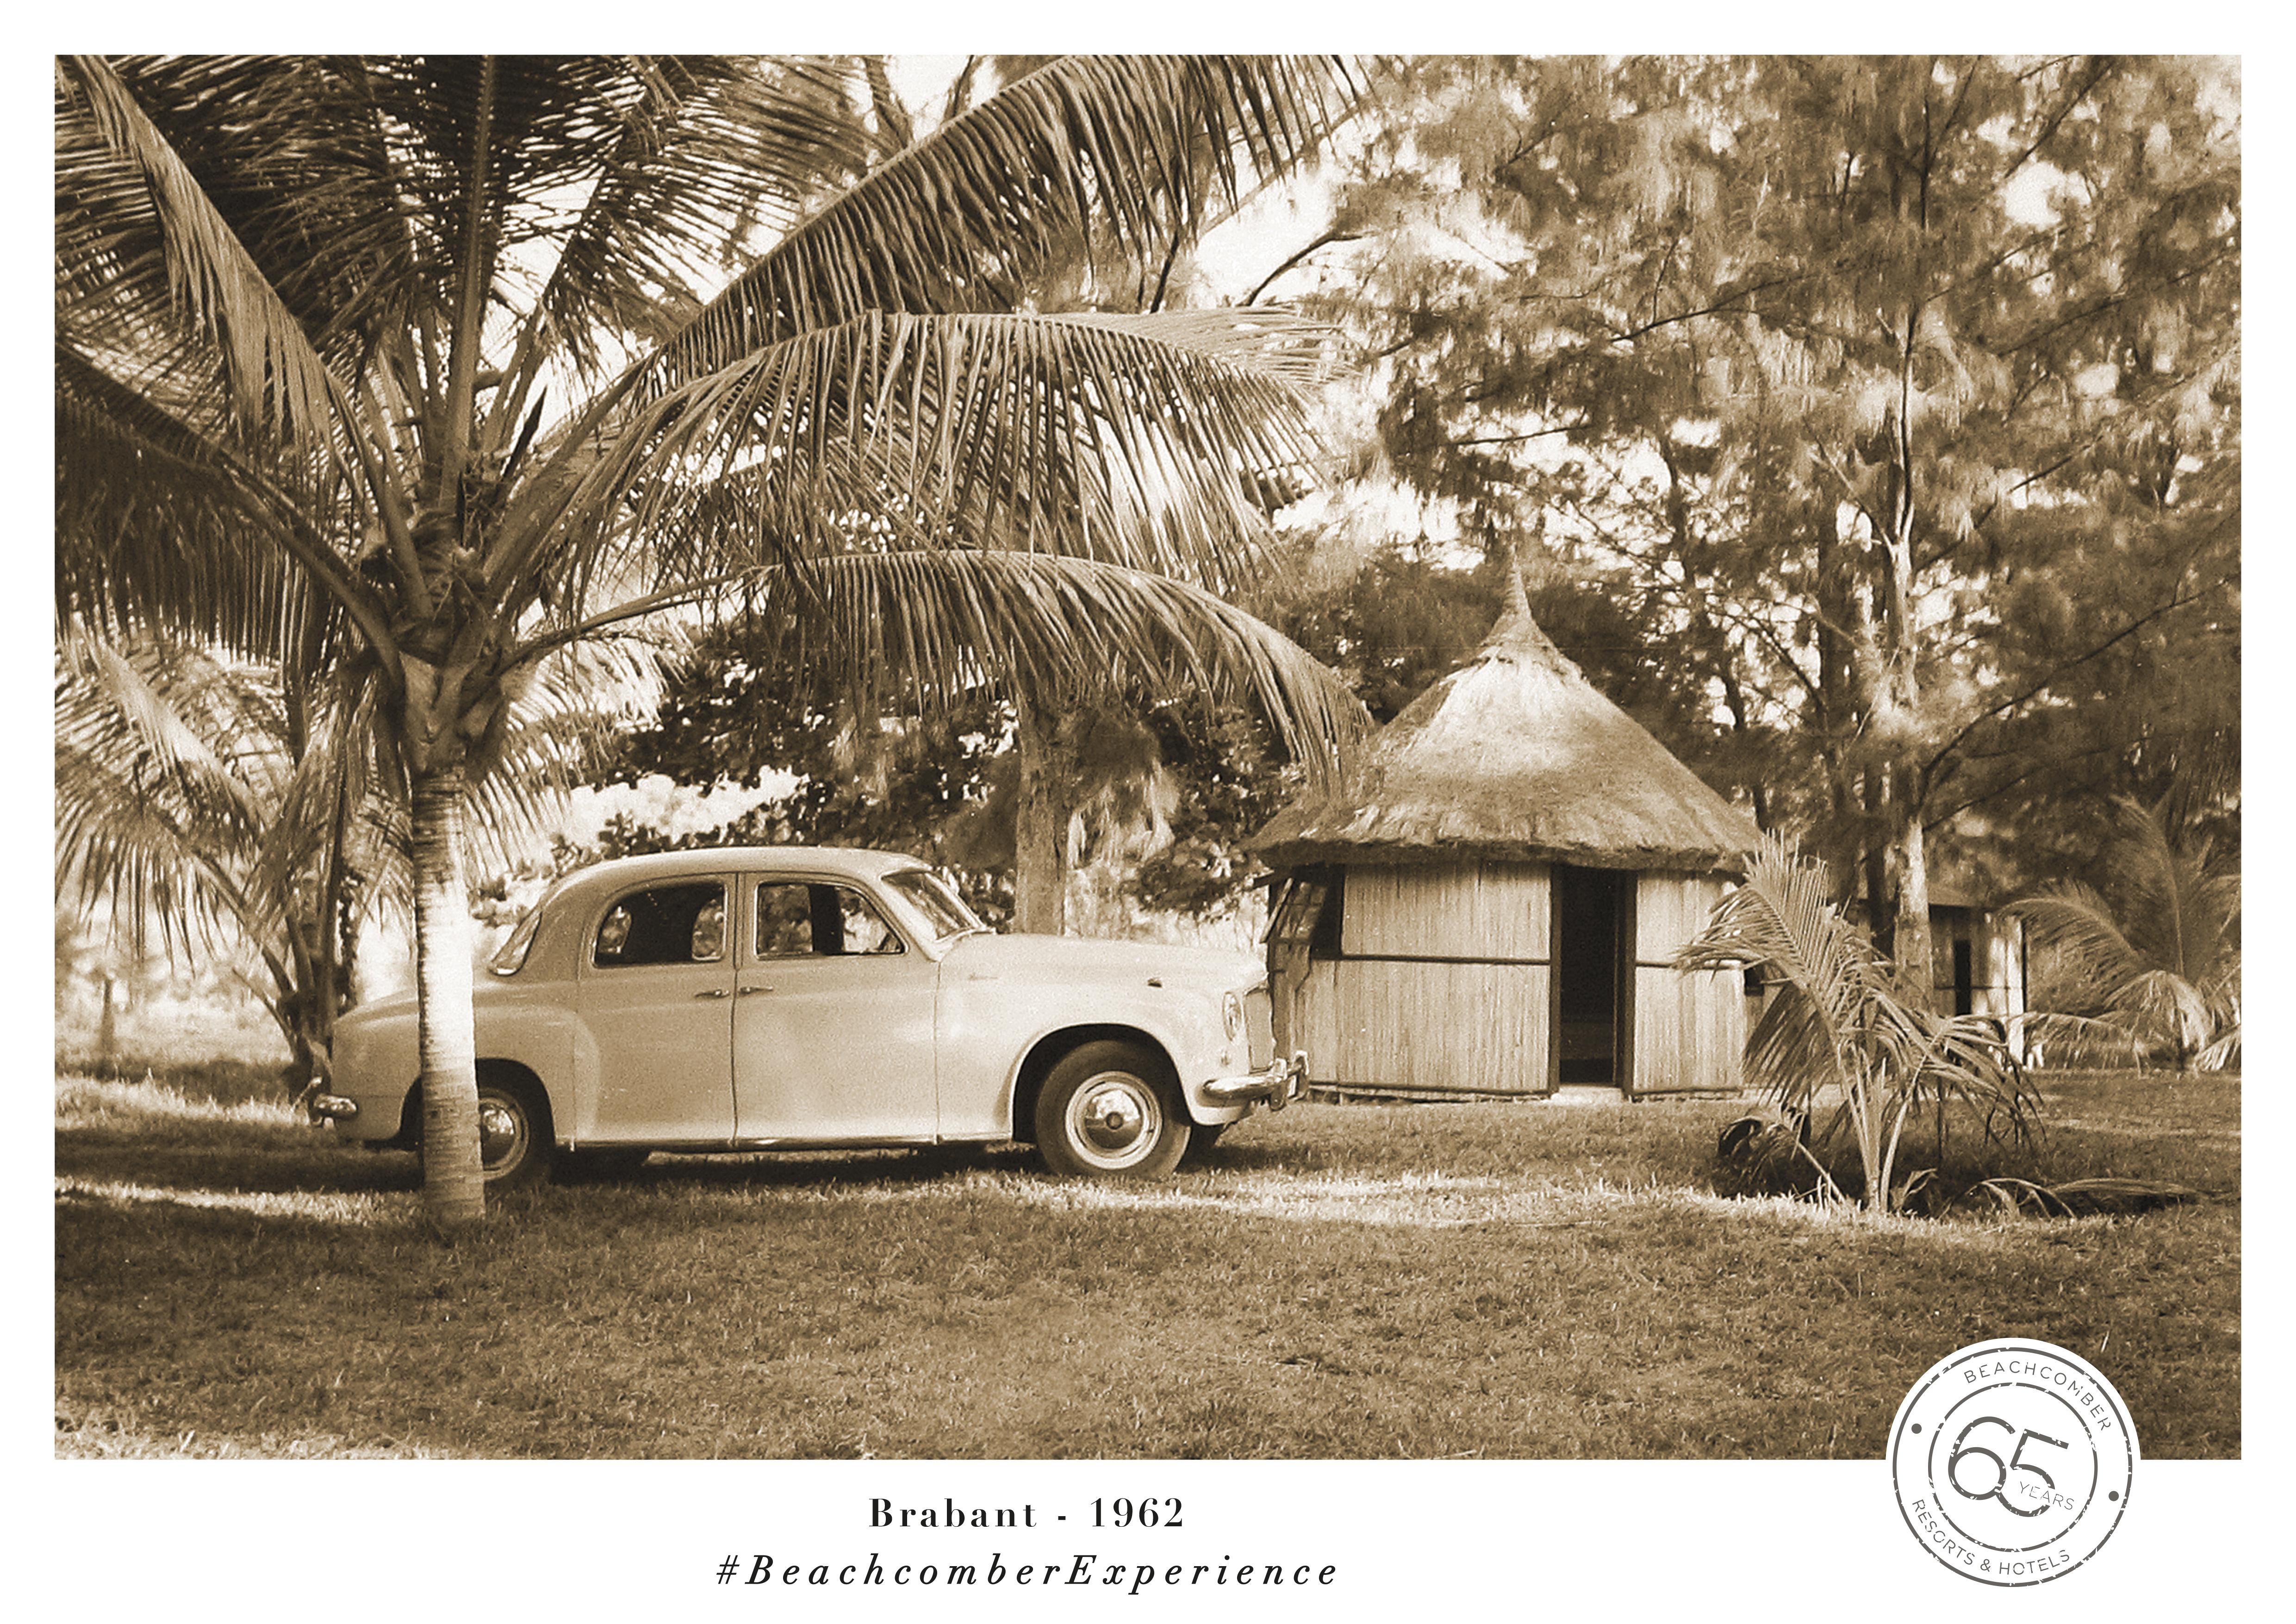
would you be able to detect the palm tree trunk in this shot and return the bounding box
[411,759,484,1228]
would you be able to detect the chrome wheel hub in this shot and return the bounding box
[1067,1073,1160,1169]
[477,1097,525,1171]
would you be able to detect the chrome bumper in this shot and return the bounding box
[1201,1050,1307,1111]
[310,1094,360,1121]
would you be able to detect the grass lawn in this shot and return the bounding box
[55,1065,2238,1460]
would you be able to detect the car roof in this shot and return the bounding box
[558,845,931,897]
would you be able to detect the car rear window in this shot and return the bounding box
[594,882,727,968]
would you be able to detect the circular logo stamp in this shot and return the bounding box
[1888,1339,2136,1585]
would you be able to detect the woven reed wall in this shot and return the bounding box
[1632,872,1743,1093]
[1339,861,1551,960]
[1284,861,1550,1092]
[1299,956,1550,1093]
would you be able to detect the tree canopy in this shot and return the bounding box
[1307,55,2239,991]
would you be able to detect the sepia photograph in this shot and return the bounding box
[53,46,2239,1503]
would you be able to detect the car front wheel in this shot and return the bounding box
[1034,1041,1190,1179]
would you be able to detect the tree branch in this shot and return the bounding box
[1246,228,1363,306]
[1919,585,2224,781]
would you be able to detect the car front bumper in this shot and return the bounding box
[1201,1050,1307,1111]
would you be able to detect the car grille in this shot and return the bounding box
[1246,986,1274,1069]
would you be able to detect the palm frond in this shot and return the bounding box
[55,344,336,658]
[549,307,1334,608]
[56,634,288,962]
[722,550,1369,781]
[653,55,1360,380]
[2010,884,2148,993]
[2010,792,2241,1069]
[520,57,875,381]
[1676,834,1877,1112]
[1680,834,2034,1207]
[56,56,341,459]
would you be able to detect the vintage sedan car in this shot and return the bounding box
[319,846,1303,1185]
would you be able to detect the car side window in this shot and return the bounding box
[593,882,726,968]
[754,881,904,958]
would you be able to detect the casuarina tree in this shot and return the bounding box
[1314,56,2239,998]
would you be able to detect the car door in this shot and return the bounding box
[578,875,738,1143]
[732,875,940,1141]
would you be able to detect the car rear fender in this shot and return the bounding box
[337,999,575,1144]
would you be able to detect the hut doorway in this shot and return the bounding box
[1553,865,1632,1087]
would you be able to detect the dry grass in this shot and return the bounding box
[55,1066,2238,1460]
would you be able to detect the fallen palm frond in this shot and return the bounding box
[1968,1175,2203,1219]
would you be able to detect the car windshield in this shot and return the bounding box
[882,868,987,941]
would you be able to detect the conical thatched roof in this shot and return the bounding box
[1252,570,1762,872]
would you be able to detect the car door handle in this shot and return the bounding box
[737,985,772,996]
[693,988,730,999]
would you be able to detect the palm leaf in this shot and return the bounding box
[653,55,1360,381]
[1676,834,1877,1113]
[544,307,1335,612]
[55,343,347,659]
[518,57,875,382]
[720,550,1369,780]
[56,56,342,459]
[1680,834,2034,1206]
[2010,792,2241,1068]
[56,634,292,962]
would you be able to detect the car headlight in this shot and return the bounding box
[1221,991,1244,1042]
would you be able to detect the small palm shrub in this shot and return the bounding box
[2011,795,2240,1073]
[1678,835,2038,1214]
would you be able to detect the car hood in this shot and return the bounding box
[942,931,1263,989]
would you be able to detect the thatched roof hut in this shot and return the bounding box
[1255,573,1761,872]
[1252,571,1762,1098]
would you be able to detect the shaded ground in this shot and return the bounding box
[55,1069,2239,1459]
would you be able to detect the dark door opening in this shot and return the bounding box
[1952,938,1975,1017]
[1554,865,1630,1086]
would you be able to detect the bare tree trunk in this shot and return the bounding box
[1862,771,1892,958]
[1812,496,1866,904]
[411,759,483,1228]
[1878,515,1935,1010]
[97,974,118,1078]
[1892,766,1935,1011]
[1012,693,1066,936]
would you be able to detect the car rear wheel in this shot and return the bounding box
[477,1077,552,1189]
[1034,1040,1190,1179]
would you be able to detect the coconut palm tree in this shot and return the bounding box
[56,54,1361,1225]
[1677,835,2035,1212]
[2012,794,2241,1072]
